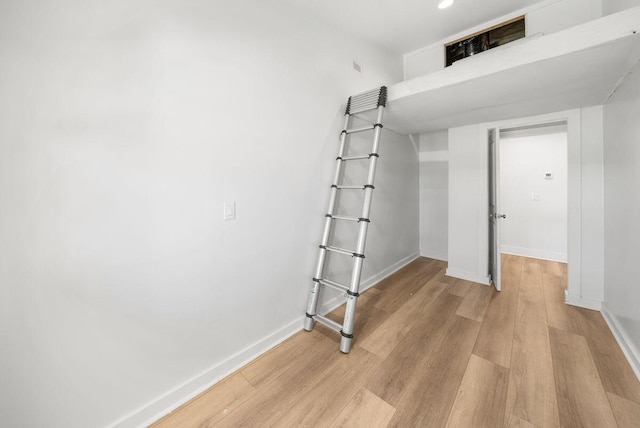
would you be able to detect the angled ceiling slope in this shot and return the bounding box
[375,7,640,134]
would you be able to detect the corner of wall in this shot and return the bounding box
[601,303,640,380]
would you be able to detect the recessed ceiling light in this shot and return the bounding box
[438,0,454,9]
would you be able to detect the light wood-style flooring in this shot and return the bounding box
[152,255,640,427]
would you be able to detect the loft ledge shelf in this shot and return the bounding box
[372,6,640,134]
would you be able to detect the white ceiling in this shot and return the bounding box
[281,0,543,54]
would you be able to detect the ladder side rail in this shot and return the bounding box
[339,105,385,353]
[304,112,352,331]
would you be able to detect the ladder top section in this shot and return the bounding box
[345,86,387,115]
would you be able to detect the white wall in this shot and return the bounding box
[404,0,603,80]
[447,125,489,283]
[602,59,640,376]
[603,0,640,14]
[446,107,604,306]
[499,131,568,262]
[419,130,448,260]
[0,1,415,427]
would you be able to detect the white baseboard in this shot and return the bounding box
[601,303,640,381]
[419,250,447,262]
[319,251,420,315]
[501,245,567,263]
[109,318,303,428]
[564,292,602,311]
[445,267,491,285]
[113,251,421,428]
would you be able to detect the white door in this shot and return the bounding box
[488,128,504,291]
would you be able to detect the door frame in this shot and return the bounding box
[478,109,581,302]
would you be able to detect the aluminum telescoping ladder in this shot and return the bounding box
[304,86,387,353]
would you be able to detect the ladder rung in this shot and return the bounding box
[340,155,369,161]
[349,107,379,115]
[343,125,374,134]
[317,278,349,293]
[335,185,365,190]
[345,86,387,116]
[330,215,359,222]
[321,245,364,258]
[313,314,343,333]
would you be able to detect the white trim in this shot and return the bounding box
[445,267,491,285]
[109,319,303,428]
[601,303,640,381]
[420,250,448,262]
[481,109,582,301]
[319,251,420,314]
[564,292,602,311]
[501,246,567,263]
[115,251,422,428]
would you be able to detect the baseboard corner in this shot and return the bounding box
[564,293,602,311]
[445,267,491,285]
[601,303,640,381]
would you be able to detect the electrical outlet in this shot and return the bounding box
[531,193,541,201]
[223,202,235,220]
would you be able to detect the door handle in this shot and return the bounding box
[498,214,506,219]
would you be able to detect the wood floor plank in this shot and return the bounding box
[519,260,544,303]
[577,308,640,404]
[387,315,482,427]
[446,278,472,297]
[501,255,524,289]
[445,354,510,428]
[541,260,563,276]
[505,300,560,428]
[548,326,618,428]
[507,416,536,428]
[607,392,640,428]
[543,271,640,404]
[373,260,444,313]
[472,256,521,368]
[151,373,256,428]
[328,388,396,428]
[542,272,584,335]
[271,346,383,428]
[218,332,339,427]
[373,257,433,292]
[436,270,459,285]
[365,292,464,406]
[241,329,326,389]
[153,256,637,428]
[359,273,447,359]
[456,283,493,322]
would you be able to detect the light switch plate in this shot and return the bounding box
[223,202,235,220]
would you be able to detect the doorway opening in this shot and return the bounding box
[488,121,568,291]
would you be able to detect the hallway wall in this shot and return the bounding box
[499,131,568,262]
[602,57,640,377]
